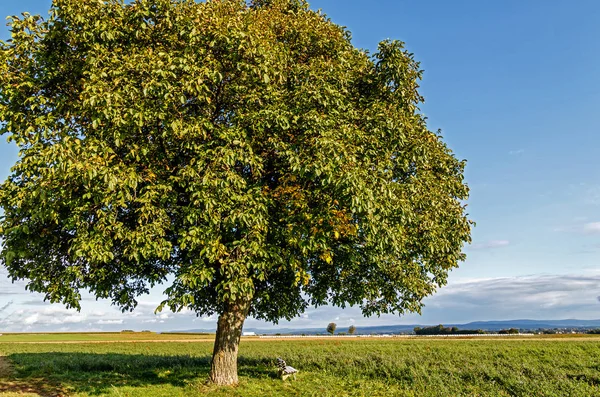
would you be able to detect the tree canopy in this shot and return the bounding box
[0,0,472,385]
[327,322,337,335]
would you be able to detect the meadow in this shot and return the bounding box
[0,335,599,396]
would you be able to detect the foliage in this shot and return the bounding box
[1,338,600,396]
[413,325,485,335]
[0,0,471,326]
[348,325,356,335]
[326,322,337,335]
[498,328,519,335]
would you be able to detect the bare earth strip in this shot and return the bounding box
[0,355,35,396]
[0,355,12,378]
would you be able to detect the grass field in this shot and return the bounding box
[0,335,599,396]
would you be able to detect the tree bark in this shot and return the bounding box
[209,300,249,386]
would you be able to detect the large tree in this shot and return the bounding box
[0,0,472,385]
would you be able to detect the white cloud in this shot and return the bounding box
[56,314,86,324]
[583,222,600,233]
[0,275,31,296]
[96,319,124,325]
[136,300,161,309]
[0,300,13,314]
[5,307,88,326]
[554,221,600,235]
[23,313,39,325]
[470,240,510,250]
[509,149,524,155]
[423,274,600,321]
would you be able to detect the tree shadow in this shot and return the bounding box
[0,353,276,396]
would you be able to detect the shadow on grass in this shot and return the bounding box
[0,353,277,396]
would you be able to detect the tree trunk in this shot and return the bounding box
[209,301,249,386]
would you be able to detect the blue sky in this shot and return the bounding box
[1,0,599,332]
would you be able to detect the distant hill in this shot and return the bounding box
[458,319,600,330]
[169,319,600,335]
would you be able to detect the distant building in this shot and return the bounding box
[242,331,256,336]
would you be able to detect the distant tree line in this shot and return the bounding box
[498,328,519,334]
[413,325,486,335]
[587,329,600,334]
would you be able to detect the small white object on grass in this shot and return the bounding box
[276,357,298,380]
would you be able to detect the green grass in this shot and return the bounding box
[1,338,599,396]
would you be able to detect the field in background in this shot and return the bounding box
[0,332,214,343]
[0,336,599,396]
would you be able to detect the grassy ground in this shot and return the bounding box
[0,337,599,396]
